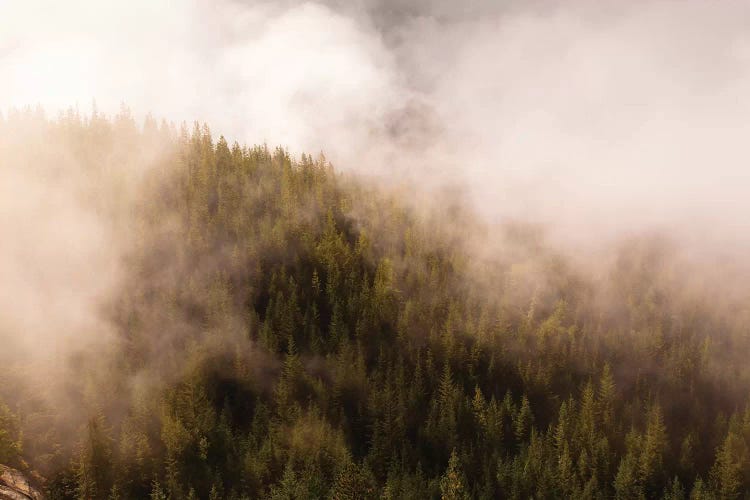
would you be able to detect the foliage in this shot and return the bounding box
[2,109,750,498]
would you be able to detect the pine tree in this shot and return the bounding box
[440,449,469,500]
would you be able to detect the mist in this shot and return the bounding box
[3,1,750,251]
[2,0,749,405]
[2,0,749,409]
[3,1,750,495]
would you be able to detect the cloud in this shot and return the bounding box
[2,0,750,253]
[2,0,750,457]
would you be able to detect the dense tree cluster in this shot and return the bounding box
[1,109,750,498]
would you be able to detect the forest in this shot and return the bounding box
[2,108,750,499]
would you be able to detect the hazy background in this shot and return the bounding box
[2,0,750,261]
[1,0,750,462]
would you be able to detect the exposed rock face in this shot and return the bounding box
[0,465,42,500]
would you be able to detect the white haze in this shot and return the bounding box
[0,0,749,438]
[2,1,750,268]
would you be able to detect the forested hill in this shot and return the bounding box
[1,109,750,499]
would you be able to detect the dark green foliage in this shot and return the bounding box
[2,109,750,498]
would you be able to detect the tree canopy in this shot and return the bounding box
[1,109,750,499]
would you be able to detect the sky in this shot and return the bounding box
[2,0,750,254]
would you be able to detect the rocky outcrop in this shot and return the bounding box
[0,465,42,500]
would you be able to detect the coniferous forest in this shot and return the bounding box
[2,109,750,500]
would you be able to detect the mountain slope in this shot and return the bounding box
[1,109,750,498]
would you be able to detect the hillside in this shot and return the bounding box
[1,109,750,499]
